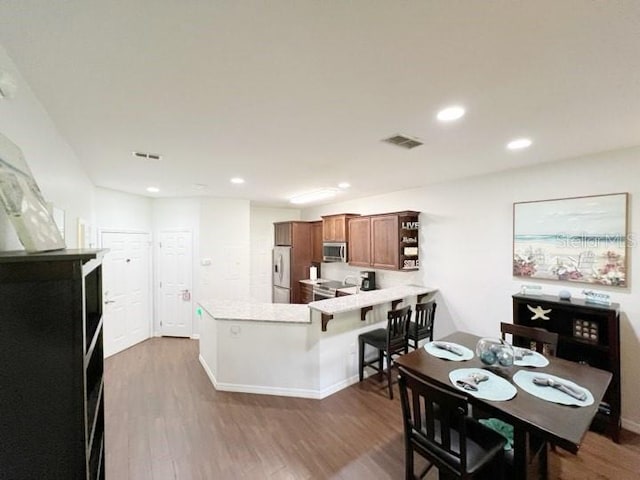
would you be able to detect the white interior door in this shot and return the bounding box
[158,230,193,337]
[101,231,151,357]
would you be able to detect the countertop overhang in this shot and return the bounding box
[309,284,437,331]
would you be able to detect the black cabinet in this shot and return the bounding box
[512,293,620,442]
[0,249,107,479]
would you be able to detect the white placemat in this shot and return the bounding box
[449,368,517,401]
[513,348,549,368]
[424,341,474,361]
[513,370,594,407]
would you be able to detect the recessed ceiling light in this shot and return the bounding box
[507,138,533,150]
[146,186,160,193]
[437,106,465,122]
[230,177,245,184]
[338,182,351,189]
[290,189,338,205]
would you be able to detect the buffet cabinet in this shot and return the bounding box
[512,293,621,442]
[0,249,107,479]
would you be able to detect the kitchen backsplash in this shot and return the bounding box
[319,262,421,288]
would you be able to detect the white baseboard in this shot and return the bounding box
[198,354,218,389]
[198,354,364,400]
[190,334,200,339]
[622,417,640,435]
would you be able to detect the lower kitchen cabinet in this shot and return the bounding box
[300,282,314,304]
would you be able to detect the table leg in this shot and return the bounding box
[513,427,549,480]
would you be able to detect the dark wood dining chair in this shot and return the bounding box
[408,301,436,350]
[358,305,412,399]
[398,367,506,479]
[500,322,559,356]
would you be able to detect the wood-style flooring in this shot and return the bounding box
[104,337,640,479]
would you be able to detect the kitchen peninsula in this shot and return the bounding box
[198,285,436,399]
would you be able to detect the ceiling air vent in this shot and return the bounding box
[382,134,423,149]
[132,151,162,160]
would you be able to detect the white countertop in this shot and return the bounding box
[299,278,331,285]
[199,300,311,324]
[308,284,437,315]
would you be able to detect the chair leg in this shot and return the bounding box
[405,445,414,480]
[387,351,393,399]
[358,338,364,382]
[378,349,383,377]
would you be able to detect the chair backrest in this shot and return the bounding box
[387,305,412,352]
[500,322,559,356]
[398,367,470,476]
[414,301,437,341]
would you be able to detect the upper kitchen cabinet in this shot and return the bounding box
[311,221,323,264]
[322,214,359,242]
[348,211,420,271]
[347,216,371,267]
[274,222,293,246]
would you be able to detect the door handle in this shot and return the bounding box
[104,300,115,304]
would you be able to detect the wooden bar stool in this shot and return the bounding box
[358,305,412,399]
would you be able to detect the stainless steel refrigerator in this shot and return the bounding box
[272,246,291,303]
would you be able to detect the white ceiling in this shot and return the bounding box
[0,1,639,206]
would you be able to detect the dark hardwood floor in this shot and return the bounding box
[104,337,640,479]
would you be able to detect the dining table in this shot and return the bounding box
[395,331,613,480]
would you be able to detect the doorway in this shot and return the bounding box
[158,230,193,337]
[101,231,152,357]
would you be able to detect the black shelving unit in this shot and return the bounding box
[0,249,107,479]
[512,293,621,442]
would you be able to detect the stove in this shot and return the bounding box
[312,280,352,300]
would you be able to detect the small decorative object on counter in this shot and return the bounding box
[582,289,611,306]
[520,284,542,295]
[558,289,571,300]
[476,337,515,367]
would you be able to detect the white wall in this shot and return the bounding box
[249,206,301,302]
[303,146,640,431]
[0,45,94,250]
[95,187,153,233]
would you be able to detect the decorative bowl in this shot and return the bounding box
[476,337,514,367]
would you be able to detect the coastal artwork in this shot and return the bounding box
[513,193,628,287]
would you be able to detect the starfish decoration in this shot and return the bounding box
[527,304,552,320]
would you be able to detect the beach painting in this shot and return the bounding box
[513,193,628,287]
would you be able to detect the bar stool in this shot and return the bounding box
[358,305,412,399]
[408,301,437,350]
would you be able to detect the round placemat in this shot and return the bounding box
[513,370,594,407]
[449,368,517,401]
[424,341,474,361]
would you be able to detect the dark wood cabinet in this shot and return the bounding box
[274,222,312,303]
[299,282,314,304]
[274,222,293,246]
[371,214,399,269]
[0,249,107,479]
[311,221,323,264]
[347,216,371,267]
[348,211,419,271]
[512,294,621,442]
[322,214,359,242]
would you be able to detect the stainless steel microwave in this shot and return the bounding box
[323,242,347,262]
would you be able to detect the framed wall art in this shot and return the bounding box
[513,193,628,287]
[0,132,66,252]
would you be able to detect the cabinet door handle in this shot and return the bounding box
[104,300,115,304]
